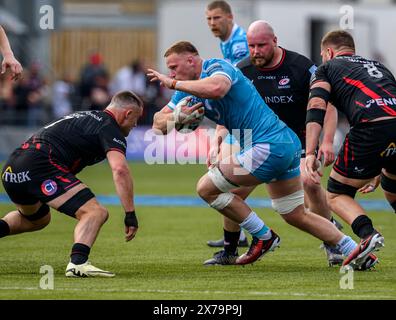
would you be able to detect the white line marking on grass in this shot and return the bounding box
[0,286,394,299]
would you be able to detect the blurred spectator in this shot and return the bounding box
[52,72,75,119]
[79,52,109,108]
[140,77,169,125]
[26,62,49,127]
[11,62,49,127]
[89,86,110,111]
[0,73,16,124]
[89,71,110,110]
[110,60,146,97]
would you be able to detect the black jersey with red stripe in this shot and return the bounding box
[20,110,127,174]
[311,54,396,126]
[237,48,316,141]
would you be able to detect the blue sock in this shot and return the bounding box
[336,235,357,256]
[240,212,271,240]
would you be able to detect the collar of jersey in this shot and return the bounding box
[104,109,124,133]
[222,23,239,45]
[104,109,116,120]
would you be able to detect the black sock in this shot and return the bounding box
[351,215,375,239]
[0,220,10,238]
[70,243,91,265]
[224,229,240,254]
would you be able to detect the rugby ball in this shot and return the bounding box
[174,96,204,133]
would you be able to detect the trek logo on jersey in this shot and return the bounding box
[278,77,291,89]
[113,138,127,149]
[381,142,396,157]
[1,166,31,183]
[364,98,396,109]
[41,179,57,196]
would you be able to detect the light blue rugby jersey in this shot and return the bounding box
[167,59,289,146]
[220,24,249,66]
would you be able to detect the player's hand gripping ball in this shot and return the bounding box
[173,96,205,133]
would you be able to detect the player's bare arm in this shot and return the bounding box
[152,106,174,134]
[305,80,331,183]
[0,26,23,80]
[107,150,138,241]
[207,124,229,168]
[148,68,231,99]
[320,103,337,166]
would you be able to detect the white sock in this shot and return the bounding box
[336,235,357,256]
[240,211,271,240]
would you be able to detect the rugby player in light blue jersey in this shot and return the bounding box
[205,0,250,246]
[206,1,249,66]
[147,41,360,266]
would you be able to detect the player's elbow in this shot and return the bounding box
[112,164,130,178]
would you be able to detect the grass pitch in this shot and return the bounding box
[0,163,395,300]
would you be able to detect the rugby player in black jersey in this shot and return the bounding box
[0,91,143,277]
[204,21,374,268]
[305,30,391,269]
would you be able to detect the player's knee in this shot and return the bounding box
[381,173,396,194]
[271,190,304,215]
[20,204,51,230]
[196,176,212,201]
[327,177,357,199]
[302,174,321,194]
[88,204,109,224]
[97,206,109,224]
[77,204,108,224]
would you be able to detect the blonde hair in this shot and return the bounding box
[164,41,199,58]
[207,1,232,14]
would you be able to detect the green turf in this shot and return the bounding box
[0,163,395,300]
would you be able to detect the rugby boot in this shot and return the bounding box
[342,230,384,270]
[321,242,344,266]
[65,261,115,278]
[203,250,238,266]
[355,253,379,271]
[236,230,280,265]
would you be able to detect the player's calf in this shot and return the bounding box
[1,204,51,237]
